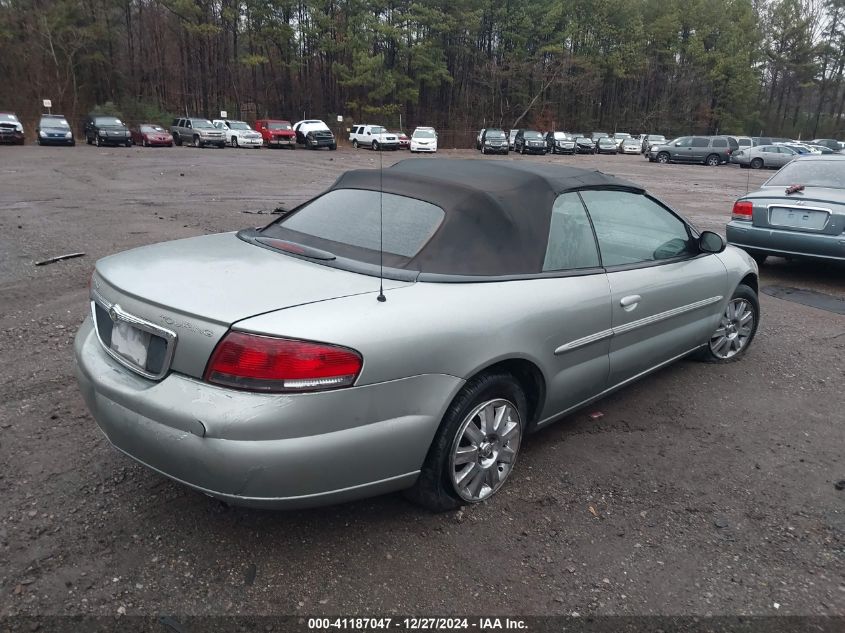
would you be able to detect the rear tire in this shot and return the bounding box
[694,284,759,364]
[404,372,527,512]
[705,153,720,166]
[751,157,763,169]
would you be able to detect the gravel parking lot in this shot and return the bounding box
[0,145,843,620]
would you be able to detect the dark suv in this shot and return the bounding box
[649,135,738,166]
[84,114,131,147]
[479,128,509,154]
[514,129,547,155]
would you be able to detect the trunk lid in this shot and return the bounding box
[747,187,845,236]
[92,232,406,379]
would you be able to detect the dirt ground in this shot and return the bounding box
[0,144,843,621]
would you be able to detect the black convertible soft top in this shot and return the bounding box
[265,159,644,277]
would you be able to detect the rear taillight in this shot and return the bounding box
[204,332,362,393]
[732,200,753,221]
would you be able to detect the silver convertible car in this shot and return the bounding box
[75,160,760,511]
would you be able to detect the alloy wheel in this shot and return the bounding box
[709,298,755,359]
[449,398,521,503]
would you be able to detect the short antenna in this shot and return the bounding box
[745,163,751,196]
[376,148,386,302]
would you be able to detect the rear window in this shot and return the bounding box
[712,138,727,148]
[267,189,445,258]
[766,160,845,189]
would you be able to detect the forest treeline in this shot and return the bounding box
[1,0,844,138]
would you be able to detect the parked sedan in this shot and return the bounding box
[36,115,75,146]
[574,136,595,154]
[730,145,798,169]
[394,131,410,150]
[620,137,641,154]
[131,124,173,147]
[596,137,618,154]
[74,159,759,511]
[727,155,845,264]
[0,112,25,144]
[84,114,132,147]
[641,134,666,154]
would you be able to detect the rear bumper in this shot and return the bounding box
[74,318,463,508]
[726,221,845,261]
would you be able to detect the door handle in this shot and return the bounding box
[620,295,641,311]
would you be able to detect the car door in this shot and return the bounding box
[536,193,612,421]
[689,136,710,163]
[775,146,796,167]
[669,137,693,161]
[579,190,728,387]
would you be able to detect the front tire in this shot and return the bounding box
[232,136,239,148]
[695,284,759,363]
[657,152,670,164]
[352,139,359,149]
[405,372,526,512]
[372,140,379,151]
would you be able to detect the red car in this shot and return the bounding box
[254,119,296,148]
[131,124,173,147]
[394,131,410,149]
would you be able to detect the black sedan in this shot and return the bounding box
[36,115,75,146]
[84,114,132,147]
[596,138,618,154]
[574,137,595,154]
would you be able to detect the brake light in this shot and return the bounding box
[204,332,362,393]
[732,200,753,220]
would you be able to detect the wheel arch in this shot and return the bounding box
[739,271,758,296]
[459,357,547,429]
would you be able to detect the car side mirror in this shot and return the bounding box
[698,231,725,254]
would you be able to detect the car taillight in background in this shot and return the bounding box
[204,332,362,393]
[732,200,753,221]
